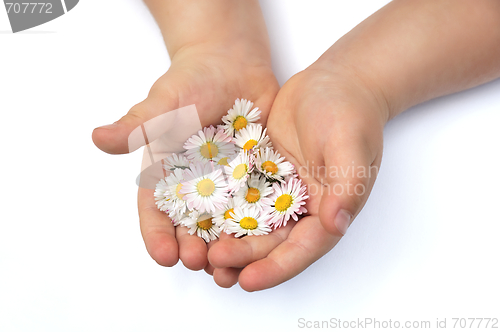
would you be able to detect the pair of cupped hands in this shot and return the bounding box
[92,40,386,291]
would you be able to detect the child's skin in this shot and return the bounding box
[92,0,278,273]
[209,0,500,291]
[93,0,500,291]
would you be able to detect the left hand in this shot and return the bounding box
[208,66,387,290]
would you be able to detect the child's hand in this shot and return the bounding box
[92,43,278,272]
[92,0,279,274]
[208,0,500,290]
[208,66,386,290]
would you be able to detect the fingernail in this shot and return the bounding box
[334,209,352,235]
[95,123,119,130]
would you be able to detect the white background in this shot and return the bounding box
[1,1,499,331]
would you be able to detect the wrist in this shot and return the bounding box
[309,55,391,126]
[310,0,500,122]
[145,0,271,65]
[171,38,273,69]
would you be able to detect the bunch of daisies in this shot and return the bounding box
[154,99,308,242]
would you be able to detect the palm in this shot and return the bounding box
[152,52,279,127]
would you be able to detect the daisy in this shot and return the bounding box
[183,126,236,163]
[164,168,188,223]
[171,211,192,227]
[255,147,294,181]
[217,156,230,166]
[262,177,309,229]
[225,206,271,237]
[234,173,273,210]
[283,172,298,183]
[222,98,261,136]
[154,178,170,212]
[179,162,230,213]
[163,153,190,171]
[234,123,272,153]
[224,150,254,192]
[212,197,237,231]
[215,125,230,166]
[183,210,221,242]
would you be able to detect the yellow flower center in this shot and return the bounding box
[232,163,248,180]
[197,217,213,230]
[197,178,215,197]
[245,187,261,203]
[200,142,219,160]
[224,208,235,220]
[261,161,278,175]
[175,183,185,200]
[243,139,258,151]
[218,157,229,166]
[233,116,248,131]
[239,217,258,230]
[275,194,293,212]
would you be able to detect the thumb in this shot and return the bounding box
[318,145,380,237]
[92,84,179,155]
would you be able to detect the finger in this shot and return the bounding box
[213,267,241,288]
[138,187,179,267]
[318,133,381,236]
[209,231,241,287]
[204,240,218,275]
[176,225,209,271]
[238,216,339,292]
[208,220,294,269]
[218,230,235,241]
[92,74,180,155]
